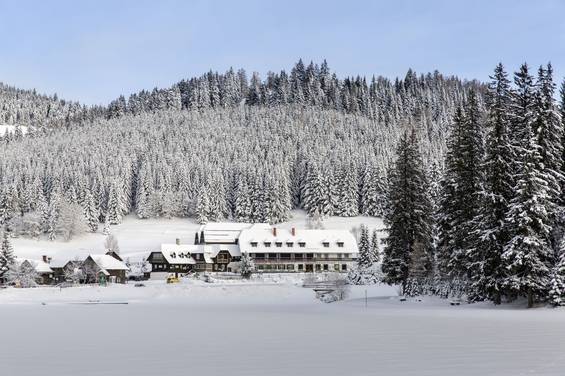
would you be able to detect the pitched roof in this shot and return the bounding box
[18,259,54,274]
[159,244,197,265]
[87,254,129,271]
[198,222,269,244]
[238,226,359,254]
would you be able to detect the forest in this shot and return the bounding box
[3,59,564,306]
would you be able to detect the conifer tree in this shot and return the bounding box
[356,225,372,269]
[548,239,565,306]
[196,188,211,224]
[83,189,99,233]
[0,230,15,281]
[502,65,553,308]
[470,64,514,303]
[370,229,380,264]
[382,131,433,290]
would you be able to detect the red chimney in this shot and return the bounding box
[291,227,295,236]
[273,227,277,236]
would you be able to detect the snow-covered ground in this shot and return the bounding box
[7,213,564,375]
[0,280,564,376]
[11,210,385,262]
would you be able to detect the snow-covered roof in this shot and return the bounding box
[238,226,359,254]
[198,222,269,244]
[160,244,197,265]
[159,243,240,263]
[18,259,54,274]
[87,254,129,271]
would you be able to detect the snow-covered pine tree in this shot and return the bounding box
[47,192,61,241]
[102,215,110,235]
[502,65,553,308]
[469,64,515,304]
[83,189,99,233]
[196,188,211,224]
[437,89,484,279]
[357,225,372,269]
[533,64,562,219]
[107,183,123,225]
[335,163,359,217]
[548,239,565,306]
[437,107,466,276]
[239,252,255,279]
[370,229,380,264]
[0,230,15,281]
[382,130,433,290]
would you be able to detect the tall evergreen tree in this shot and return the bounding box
[357,225,372,269]
[0,230,15,281]
[382,131,433,290]
[470,64,514,304]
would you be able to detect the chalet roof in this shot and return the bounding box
[238,225,359,254]
[19,259,54,274]
[198,222,269,244]
[159,244,197,265]
[159,243,240,263]
[87,254,129,271]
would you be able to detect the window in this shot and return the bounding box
[323,264,329,271]
[315,264,322,271]
[294,253,303,260]
[322,242,329,248]
[306,253,314,260]
[341,264,347,271]
[268,253,278,260]
[298,264,304,271]
[286,242,294,247]
[337,242,344,248]
[298,242,306,248]
[280,253,291,260]
[334,264,340,271]
[275,242,283,248]
[251,242,258,248]
[278,265,285,270]
[255,253,265,260]
[264,242,271,247]
[287,264,295,270]
[344,253,350,259]
[258,265,264,270]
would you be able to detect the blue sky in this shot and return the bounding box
[0,0,564,105]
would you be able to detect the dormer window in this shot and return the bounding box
[286,242,294,247]
[322,242,330,248]
[264,242,271,247]
[298,242,306,248]
[170,252,176,258]
[337,242,344,248]
[275,242,283,248]
[250,242,258,247]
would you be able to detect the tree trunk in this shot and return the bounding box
[493,291,501,305]
[527,288,534,308]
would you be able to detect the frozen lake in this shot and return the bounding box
[1,282,564,376]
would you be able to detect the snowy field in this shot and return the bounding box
[6,212,565,375]
[1,280,564,376]
[10,210,385,262]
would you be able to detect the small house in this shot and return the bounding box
[83,254,129,284]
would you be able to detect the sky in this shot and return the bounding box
[0,0,564,105]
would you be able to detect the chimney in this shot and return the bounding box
[176,238,181,245]
[273,227,277,236]
[42,255,50,264]
[291,227,296,236]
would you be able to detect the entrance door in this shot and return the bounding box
[305,264,314,273]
